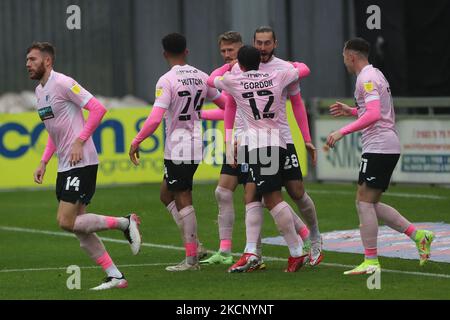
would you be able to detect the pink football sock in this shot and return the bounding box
[244,202,264,255]
[95,251,122,278]
[374,202,414,238]
[364,248,378,260]
[75,232,106,261]
[76,231,122,278]
[215,186,235,250]
[294,192,320,241]
[73,214,128,233]
[185,242,197,257]
[178,206,198,245]
[219,239,232,253]
[287,205,309,241]
[167,200,183,230]
[356,201,379,259]
[299,226,310,242]
[404,224,417,240]
[270,201,303,257]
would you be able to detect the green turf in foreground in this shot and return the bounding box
[0,182,449,299]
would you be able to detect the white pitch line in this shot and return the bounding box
[1,226,450,279]
[307,189,446,200]
[0,263,170,273]
[1,186,446,200]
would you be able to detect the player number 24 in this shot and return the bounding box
[177,90,204,121]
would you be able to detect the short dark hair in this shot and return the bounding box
[162,33,187,55]
[27,42,55,63]
[237,45,261,71]
[344,38,370,58]
[253,26,276,41]
[218,31,242,45]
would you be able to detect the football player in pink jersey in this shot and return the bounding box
[199,31,264,267]
[209,45,310,272]
[251,26,323,266]
[129,33,227,271]
[27,42,142,290]
[202,27,320,271]
[327,38,434,274]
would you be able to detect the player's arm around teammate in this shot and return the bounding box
[252,27,323,266]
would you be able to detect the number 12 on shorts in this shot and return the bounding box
[66,176,80,191]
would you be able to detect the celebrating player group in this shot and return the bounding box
[28,25,434,290]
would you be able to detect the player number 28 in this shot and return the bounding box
[284,154,299,169]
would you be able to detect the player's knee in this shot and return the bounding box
[244,187,260,205]
[174,191,192,209]
[215,186,233,203]
[286,183,305,201]
[57,217,74,232]
[263,194,283,211]
[160,191,172,206]
[356,184,375,202]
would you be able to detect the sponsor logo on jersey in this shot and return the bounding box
[176,69,198,75]
[71,84,81,95]
[38,106,55,121]
[363,81,374,93]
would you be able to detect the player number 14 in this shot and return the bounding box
[65,176,80,191]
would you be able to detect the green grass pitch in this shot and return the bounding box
[0,182,449,299]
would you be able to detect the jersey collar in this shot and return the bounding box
[41,69,55,89]
[358,64,373,76]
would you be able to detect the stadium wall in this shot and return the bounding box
[1,0,353,103]
[0,0,134,97]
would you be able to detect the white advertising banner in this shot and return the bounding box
[314,119,450,184]
[315,119,361,181]
[393,120,450,183]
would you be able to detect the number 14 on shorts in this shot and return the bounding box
[65,176,80,191]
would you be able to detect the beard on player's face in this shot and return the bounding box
[260,48,275,63]
[28,61,46,80]
[224,56,234,63]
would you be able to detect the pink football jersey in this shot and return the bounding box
[35,70,98,172]
[215,66,299,150]
[259,57,300,145]
[154,64,220,161]
[355,64,401,154]
[228,65,246,144]
[232,56,300,145]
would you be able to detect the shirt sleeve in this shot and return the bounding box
[213,72,231,92]
[359,74,381,104]
[287,81,300,96]
[153,77,172,109]
[280,67,300,89]
[206,86,221,101]
[60,78,93,108]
